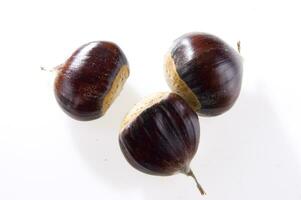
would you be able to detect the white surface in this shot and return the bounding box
[0,0,301,199]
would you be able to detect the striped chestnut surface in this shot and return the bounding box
[119,92,206,195]
[54,41,129,121]
[164,32,243,116]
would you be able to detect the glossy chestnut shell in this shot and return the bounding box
[165,32,243,116]
[55,41,129,121]
[119,92,200,176]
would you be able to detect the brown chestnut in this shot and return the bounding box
[54,41,129,121]
[119,92,206,195]
[164,32,243,116]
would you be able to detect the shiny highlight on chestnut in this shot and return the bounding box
[165,32,243,116]
[55,41,129,121]
[119,92,206,195]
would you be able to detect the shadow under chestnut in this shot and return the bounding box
[67,85,301,200]
[193,87,301,200]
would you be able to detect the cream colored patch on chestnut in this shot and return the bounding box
[164,54,201,112]
[102,65,129,115]
[120,92,169,132]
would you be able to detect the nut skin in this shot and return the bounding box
[165,33,243,116]
[55,41,129,121]
[119,93,200,176]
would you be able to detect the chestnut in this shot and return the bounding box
[119,92,206,195]
[54,41,129,121]
[164,32,243,116]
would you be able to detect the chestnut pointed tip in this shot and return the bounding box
[185,169,207,196]
[41,64,63,73]
[237,40,241,53]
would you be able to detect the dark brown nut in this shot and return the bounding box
[165,33,243,116]
[55,41,129,121]
[119,92,205,195]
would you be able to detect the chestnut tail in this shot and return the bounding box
[186,169,206,195]
[40,64,63,72]
[237,41,241,53]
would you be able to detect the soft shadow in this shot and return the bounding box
[67,84,189,196]
[67,84,142,187]
[189,87,301,200]
[68,85,301,200]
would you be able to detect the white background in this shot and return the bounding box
[0,0,300,199]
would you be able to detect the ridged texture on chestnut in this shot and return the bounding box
[55,41,129,121]
[119,92,200,176]
[165,33,243,116]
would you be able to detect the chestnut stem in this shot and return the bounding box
[40,64,63,72]
[237,41,241,53]
[186,169,206,195]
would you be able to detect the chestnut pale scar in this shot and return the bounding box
[120,92,168,132]
[102,65,129,115]
[164,54,201,112]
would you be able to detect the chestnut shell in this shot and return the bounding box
[55,41,129,121]
[119,93,200,176]
[165,33,243,116]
